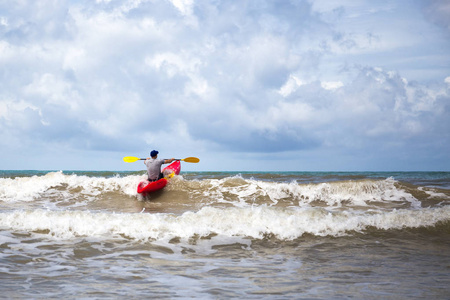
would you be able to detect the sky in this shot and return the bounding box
[0,0,449,172]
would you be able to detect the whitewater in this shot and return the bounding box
[1,170,449,298]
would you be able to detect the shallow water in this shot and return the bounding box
[1,171,449,298]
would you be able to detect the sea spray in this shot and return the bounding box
[1,206,448,241]
[0,171,144,202]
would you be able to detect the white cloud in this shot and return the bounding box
[147,52,201,77]
[0,0,449,170]
[0,16,8,27]
[169,0,194,16]
[24,73,81,110]
[279,75,305,97]
[321,81,344,90]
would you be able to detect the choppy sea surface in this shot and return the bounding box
[1,170,449,299]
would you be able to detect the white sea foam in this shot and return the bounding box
[192,176,421,209]
[418,187,450,200]
[1,206,448,241]
[0,171,144,202]
[1,173,424,213]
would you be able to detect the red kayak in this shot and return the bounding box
[137,160,181,195]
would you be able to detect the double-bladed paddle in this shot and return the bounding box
[123,156,200,163]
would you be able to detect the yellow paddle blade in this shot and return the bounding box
[123,156,141,163]
[165,172,175,179]
[181,157,200,163]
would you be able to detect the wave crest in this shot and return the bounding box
[0,171,143,202]
[1,206,448,241]
[175,176,422,209]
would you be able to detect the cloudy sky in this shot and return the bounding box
[1,0,449,171]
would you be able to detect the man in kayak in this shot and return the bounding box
[145,150,176,181]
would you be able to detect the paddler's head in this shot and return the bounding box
[150,150,159,158]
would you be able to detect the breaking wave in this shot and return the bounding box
[1,171,449,241]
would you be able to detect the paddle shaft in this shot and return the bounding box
[123,156,199,163]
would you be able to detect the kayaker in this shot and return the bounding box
[144,150,176,181]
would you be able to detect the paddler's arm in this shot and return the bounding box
[163,158,176,164]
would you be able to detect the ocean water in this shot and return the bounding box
[0,170,449,299]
